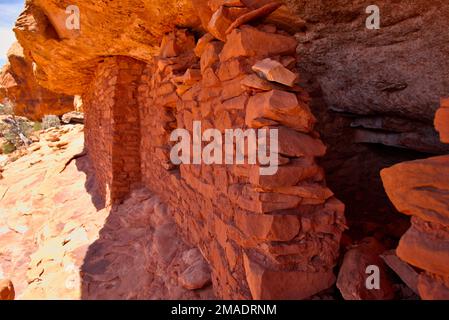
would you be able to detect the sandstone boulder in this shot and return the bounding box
[435,98,449,143]
[243,253,335,300]
[336,238,395,300]
[381,155,449,226]
[219,25,297,62]
[418,272,449,300]
[207,6,234,41]
[277,126,326,158]
[396,217,449,277]
[179,248,212,290]
[160,29,196,58]
[235,211,300,241]
[252,58,297,87]
[208,1,245,12]
[245,90,316,132]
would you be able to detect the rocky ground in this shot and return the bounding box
[0,123,423,300]
[0,124,214,299]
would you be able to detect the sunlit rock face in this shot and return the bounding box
[0,42,73,121]
[13,0,202,96]
[14,0,449,123]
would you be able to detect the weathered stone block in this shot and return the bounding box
[243,253,335,300]
[245,90,316,132]
[397,217,449,277]
[235,211,300,242]
[249,158,322,188]
[252,58,297,87]
[381,155,449,226]
[219,26,297,62]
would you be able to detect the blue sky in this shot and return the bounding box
[0,0,25,66]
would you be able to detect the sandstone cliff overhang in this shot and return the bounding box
[12,0,305,96]
[0,42,73,121]
[14,1,449,124]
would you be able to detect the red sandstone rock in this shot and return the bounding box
[208,0,244,11]
[246,90,316,132]
[249,157,323,188]
[418,272,449,300]
[219,25,297,62]
[207,6,234,41]
[381,250,419,295]
[217,58,248,81]
[0,279,15,300]
[200,41,223,72]
[207,6,232,41]
[194,33,215,57]
[178,68,203,86]
[235,211,300,241]
[396,217,449,277]
[0,43,73,121]
[179,249,212,290]
[243,253,335,300]
[272,184,334,205]
[252,58,297,87]
[225,2,283,34]
[219,94,248,111]
[381,155,449,226]
[277,126,327,158]
[435,98,449,143]
[202,68,221,87]
[336,238,395,300]
[241,74,274,91]
[228,184,301,213]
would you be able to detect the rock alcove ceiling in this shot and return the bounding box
[0,0,448,300]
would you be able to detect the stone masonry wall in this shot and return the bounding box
[137,26,346,299]
[84,58,116,205]
[84,25,346,299]
[84,56,144,205]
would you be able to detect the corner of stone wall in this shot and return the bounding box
[134,22,346,299]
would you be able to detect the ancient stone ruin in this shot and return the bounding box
[1,0,449,300]
[82,24,346,299]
